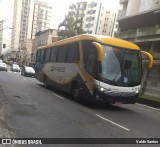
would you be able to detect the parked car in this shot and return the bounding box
[21,66,35,77]
[11,64,21,72]
[0,62,7,71]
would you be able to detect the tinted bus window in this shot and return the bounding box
[50,47,58,62]
[45,48,51,62]
[57,46,68,62]
[40,50,45,62]
[67,42,79,63]
[36,50,41,62]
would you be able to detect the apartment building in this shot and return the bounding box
[69,0,119,36]
[83,0,101,34]
[11,0,34,60]
[31,0,52,39]
[11,0,52,61]
[96,6,118,36]
[69,1,87,29]
[117,0,160,58]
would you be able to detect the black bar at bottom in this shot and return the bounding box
[0,138,159,144]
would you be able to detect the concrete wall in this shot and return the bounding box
[139,0,160,13]
[142,62,160,98]
[126,0,141,16]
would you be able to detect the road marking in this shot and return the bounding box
[52,93,64,100]
[136,103,160,111]
[138,108,152,112]
[96,114,130,131]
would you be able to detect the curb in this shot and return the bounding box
[137,98,160,108]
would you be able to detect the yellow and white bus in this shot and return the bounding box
[35,34,153,104]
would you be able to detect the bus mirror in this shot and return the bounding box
[141,51,153,69]
[92,42,104,61]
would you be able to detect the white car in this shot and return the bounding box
[21,66,35,77]
[11,64,21,72]
[0,62,7,71]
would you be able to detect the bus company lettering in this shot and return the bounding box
[51,66,65,72]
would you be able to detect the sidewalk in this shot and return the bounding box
[138,98,160,108]
[0,85,14,147]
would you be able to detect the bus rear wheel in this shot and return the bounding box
[71,84,80,101]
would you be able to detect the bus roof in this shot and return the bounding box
[38,34,140,51]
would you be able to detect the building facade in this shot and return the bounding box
[31,0,52,39]
[11,0,34,61]
[31,29,58,62]
[69,0,119,36]
[11,0,52,62]
[96,6,118,36]
[117,0,160,58]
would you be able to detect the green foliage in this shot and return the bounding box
[58,12,86,39]
[139,94,160,102]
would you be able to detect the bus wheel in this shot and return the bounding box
[44,76,49,88]
[71,84,79,101]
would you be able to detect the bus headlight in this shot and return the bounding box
[100,87,105,91]
[135,90,139,94]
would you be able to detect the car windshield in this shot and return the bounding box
[26,67,34,71]
[13,64,19,67]
[98,45,142,86]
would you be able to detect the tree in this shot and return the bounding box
[58,12,85,39]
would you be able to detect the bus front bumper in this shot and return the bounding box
[93,88,139,104]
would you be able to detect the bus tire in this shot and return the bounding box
[71,83,79,101]
[44,76,49,88]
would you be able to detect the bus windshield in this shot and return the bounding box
[99,45,142,86]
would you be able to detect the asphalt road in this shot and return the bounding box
[0,69,160,147]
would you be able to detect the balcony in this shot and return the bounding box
[116,25,160,40]
[137,25,160,37]
[116,29,137,39]
[118,8,160,30]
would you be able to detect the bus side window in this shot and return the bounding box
[45,48,51,63]
[50,47,58,62]
[36,51,41,62]
[67,42,79,63]
[57,45,68,62]
[40,50,45,63]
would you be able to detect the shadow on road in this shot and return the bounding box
[36,84,131,112]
